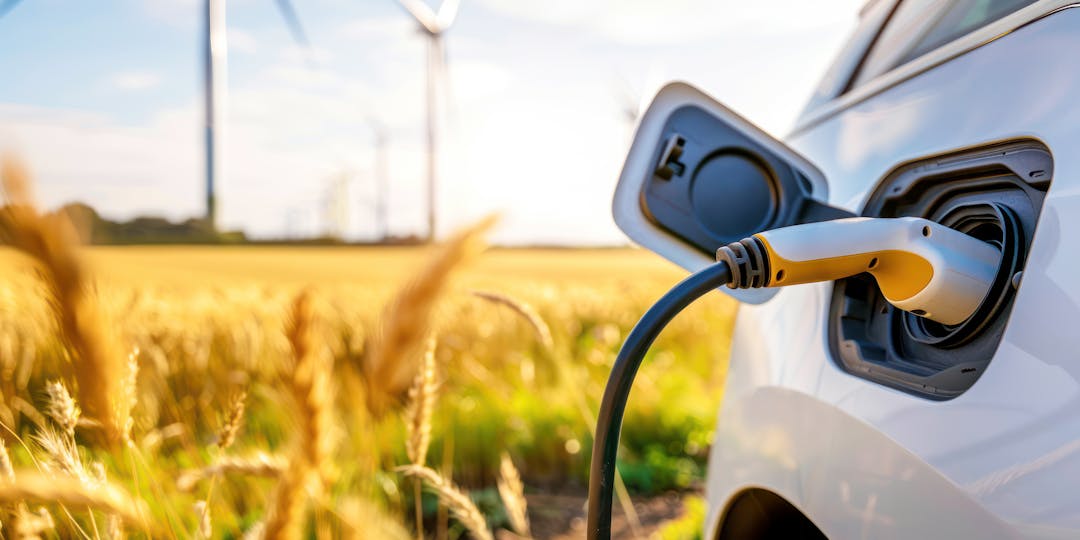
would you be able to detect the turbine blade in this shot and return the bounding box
[0,0,25,18]
[393,0,440,34]
[433,35,457,131]
[435,0,461,30]
[274,0,312,48]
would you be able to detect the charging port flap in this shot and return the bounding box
[613,82,851,303]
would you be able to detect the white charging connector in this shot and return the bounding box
[716,217,1001,325]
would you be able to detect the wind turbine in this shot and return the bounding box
[203,0,227,230]
[1,0,311,234]
[393,0,460,243]
[321,169,350,239]
[203,0,312,230]
[368,117,390,241]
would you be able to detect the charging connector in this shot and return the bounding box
[717,217,1001,325]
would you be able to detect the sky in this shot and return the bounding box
[0,0,864,245]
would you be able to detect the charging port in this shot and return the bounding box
[828,140,1051,399]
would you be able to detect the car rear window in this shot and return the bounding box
[850,0,1040,88]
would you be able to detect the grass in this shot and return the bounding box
[0,207,734,536]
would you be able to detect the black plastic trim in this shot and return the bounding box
[715,489,826,540]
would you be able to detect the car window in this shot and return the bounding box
[850,0,1040,88]
[800,0,898,116]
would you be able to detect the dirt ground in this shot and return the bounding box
[511,491,691,539]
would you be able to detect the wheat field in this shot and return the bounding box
[0,164,735,539]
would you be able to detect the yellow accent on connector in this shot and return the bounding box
[755,236,934,301]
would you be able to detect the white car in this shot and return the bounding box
[612,1,1079,538]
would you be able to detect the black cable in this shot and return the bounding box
[587,261,732,539]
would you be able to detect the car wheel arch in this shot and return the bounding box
[712,487,827,540]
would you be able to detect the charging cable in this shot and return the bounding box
[587,216,1002,539]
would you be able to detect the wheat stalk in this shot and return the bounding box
[217,390,247,451]
[404,337,437,466]
[336,496,411,540]
[31,425,92,487]
[177,453,287,492]
[0,472,145,525]
[261,464,307,540]
[9,505,54,540]
[470,291,553,350]
[0,438,14,481]
[119,347,139,444]
[11,398,47,431]
[0,439,54,540]
[497,453,531,538]
[107,512,123,540]
[0,157,130,447]
[403,336,438,540]
[365,216,497,414]
[242,522,265,540]
[263,290,334,540]
[43,380,80,436]
[284,291,333,486]
[397,464,493,540]
[193,500,212,539]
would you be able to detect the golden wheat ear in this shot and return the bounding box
[365,215,498,415]
[263,290,335,540]
[177,452,286,492]
[284,290,333,485]
[1,156,131,449]
[397,464,494,540]
[43,380,81,436]
[497,453,531,538]
[404,336,437,467]
[216,389,248,451]
[470,290,554,350]
[0,472,146,525]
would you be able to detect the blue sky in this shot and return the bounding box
[0,0,863,244]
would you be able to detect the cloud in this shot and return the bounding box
[448,61,511,102]
[131,0,200,29]
[473,0,863,44]
[337,16,416,42]
[280,44,336,65]
[0,103,201,221]
[228,28,259,55]
[108,71,162,92]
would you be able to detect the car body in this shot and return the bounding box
[613,1,1080,538]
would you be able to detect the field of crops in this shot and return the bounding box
[0,203,735,538]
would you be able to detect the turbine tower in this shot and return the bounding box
[368,118,390,241]
[203,0,311,231]
[393,0,460,243]
[203,0,227,229]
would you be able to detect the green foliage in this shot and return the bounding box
[412,287,732,492]
[656,495,707,540]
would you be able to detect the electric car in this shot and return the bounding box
[612,1,1080,538]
